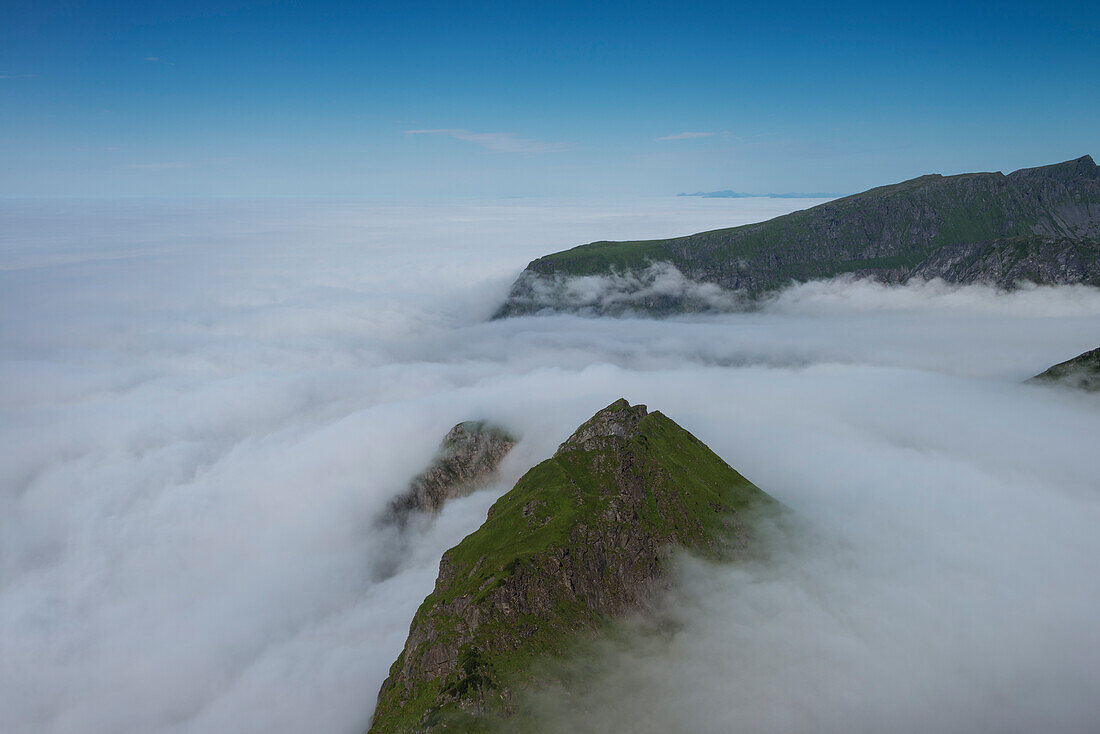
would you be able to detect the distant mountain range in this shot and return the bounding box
[678,189,842,199]
[496,155,1100,317]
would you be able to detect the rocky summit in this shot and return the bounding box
[495,155,1100,316]
[1027,347,1100,392]
[368,399,780,733]
[387,421,516,524]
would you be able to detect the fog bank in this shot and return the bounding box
[1,198,1098,733]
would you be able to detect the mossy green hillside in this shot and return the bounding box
[1027,347,1100,392]
[369,400,779,733]
[496,156,1100,315]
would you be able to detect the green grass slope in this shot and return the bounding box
[496,156,1100,316]
[1027,347,1100,392]
[368,400,780,733]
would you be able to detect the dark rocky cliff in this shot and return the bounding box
[387,422,515,524]
[368,400,780,732]
[495,156,1100,316]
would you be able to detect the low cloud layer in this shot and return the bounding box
[1,198,1099,734]
[505,260,1100,320]
[508,261,750,314]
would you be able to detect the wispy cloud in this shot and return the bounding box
[0,73,37,80]
[404,129,572,153]
[125,157,236,171]
[144,57,176,66]
[654,131,716,141]
[127,161,195,170]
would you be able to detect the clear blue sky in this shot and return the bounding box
[2,0,1098,198]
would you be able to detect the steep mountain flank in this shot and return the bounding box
[387,422,515,523]
[496,156,1100,316]
[368,400,780,732]
[906,235,1100,287]
[1027,347,1100,392]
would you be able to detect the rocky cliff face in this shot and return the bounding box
[387,422,515,524]
[368,400,780,732]
[1027,347,1100,392]
[906,236,1100,288]
[495,156,1100,317]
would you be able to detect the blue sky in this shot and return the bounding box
[2,0,1098,198]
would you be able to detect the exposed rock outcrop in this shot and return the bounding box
[907,236,1100,288]
[1027,347,1100,392]
[368,399,780,732]
[495,156,1100,317]
[387,421,515,524]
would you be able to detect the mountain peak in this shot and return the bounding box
[368,401,779,732]
[556,398,648,455]
[1009,154,1098,182]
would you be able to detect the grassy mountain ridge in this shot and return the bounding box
[1027,347,1100,392]
[368,400,780,733]
[496,156,1100,316]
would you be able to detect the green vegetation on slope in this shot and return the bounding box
[369,400,779,733]
[1027,347,1100,392]
[496,156,1100,316]
[529,172,1037,279]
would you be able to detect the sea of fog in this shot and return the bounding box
[2,197,1099,734]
